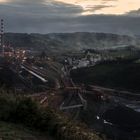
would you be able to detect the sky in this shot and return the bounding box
[55,0,140,15]
[0,0,140,34]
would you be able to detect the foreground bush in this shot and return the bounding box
[0,94,102,140]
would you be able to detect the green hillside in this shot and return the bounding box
[0,93,102,140]
[4,32,138,52]
[71,61,140,92]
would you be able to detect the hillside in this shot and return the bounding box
[0,121,53,140]
[4,32,139,52]
[0,93,102,140]
[71,60,140,92]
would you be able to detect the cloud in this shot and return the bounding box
[0,0,84,32]
[126,8,140,17]
[4,14,140,35]
[1,0,83,17]
[102,0,118,1]
[0,0,140,35]
[85,5,114,12]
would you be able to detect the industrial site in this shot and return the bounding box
[0,17,140,140]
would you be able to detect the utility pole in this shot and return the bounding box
[0,19,4,57]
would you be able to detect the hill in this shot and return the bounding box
[4,32,139,52]
[71,60,140,92]
[0,94,102,140]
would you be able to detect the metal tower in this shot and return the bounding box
[0,19,4,56]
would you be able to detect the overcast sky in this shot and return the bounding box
[0,0,140,35]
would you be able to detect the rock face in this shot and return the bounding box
[4,32,139,52]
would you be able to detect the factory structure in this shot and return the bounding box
[0,19,27,62]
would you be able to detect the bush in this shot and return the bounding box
[0,94,16,121]
[14,97,39,126]
[0,94,102,140]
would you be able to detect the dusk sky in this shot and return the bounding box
[0,0,140,34]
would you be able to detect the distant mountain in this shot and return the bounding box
[4,32,140,52]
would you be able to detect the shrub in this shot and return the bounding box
[0,94,102,140]
[0,94,16,121]
[14,97,39,126]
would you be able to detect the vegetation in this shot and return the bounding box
[0,121,52,140]
[0,93,102,140]
[5,32,137,52]
[71,60,140,92]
